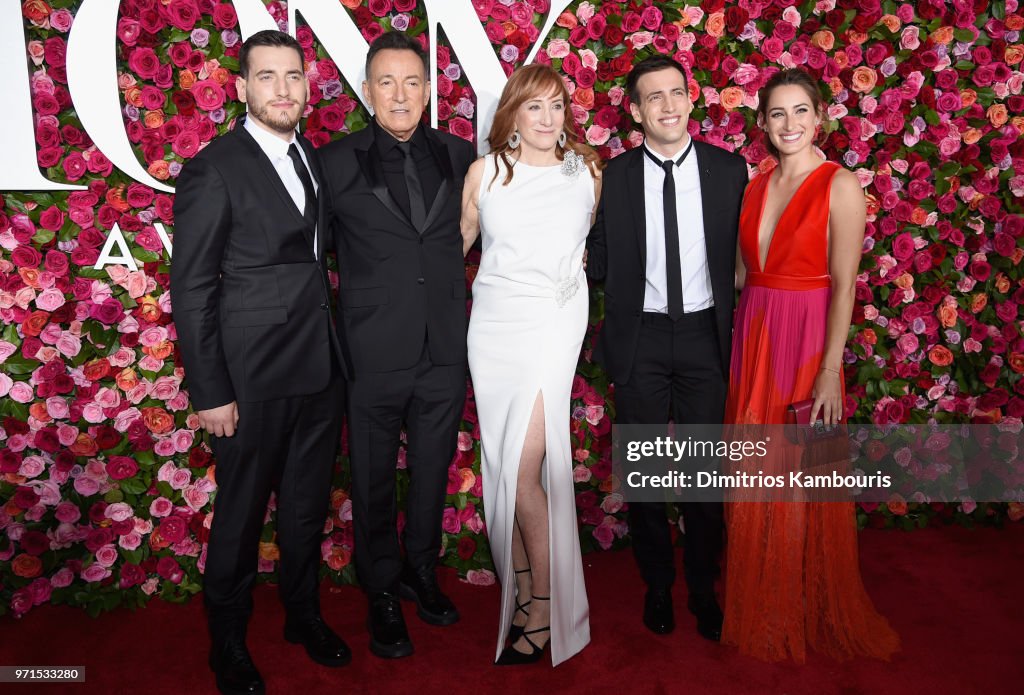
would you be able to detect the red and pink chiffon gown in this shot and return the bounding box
[721,161,900,663]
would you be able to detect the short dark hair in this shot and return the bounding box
[756,68,826,157]
[625,56,689,104]
[239,30,304,79]
[365,31,429,81]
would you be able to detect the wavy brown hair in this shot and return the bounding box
[486,63,603,188]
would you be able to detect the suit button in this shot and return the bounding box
[417,277,425,284]
[320,303,328,310]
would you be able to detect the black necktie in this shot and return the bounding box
[644,143,692,321]
[397,140,427,231]
[287,143,317,230]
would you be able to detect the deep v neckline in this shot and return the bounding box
[754,163,828,273]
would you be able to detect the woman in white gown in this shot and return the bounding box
[461,64,603,666]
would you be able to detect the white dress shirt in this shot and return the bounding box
[642,136,714,313]
[243,116,318,258]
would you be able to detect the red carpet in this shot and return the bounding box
[3,525,1022,694]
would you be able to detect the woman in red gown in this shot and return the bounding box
[721,69,900,662]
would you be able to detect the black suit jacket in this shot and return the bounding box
[586,141,748,384]
[320,125,476,374]
[171,124,345,411]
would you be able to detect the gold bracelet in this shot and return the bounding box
[820,366,841,375]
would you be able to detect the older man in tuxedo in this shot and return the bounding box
[586,56,748,643]
[320,31,475,659]
[172,30,350,695]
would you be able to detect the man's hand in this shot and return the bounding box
[197,402,239,437]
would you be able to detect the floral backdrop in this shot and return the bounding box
[1,0,1022,617]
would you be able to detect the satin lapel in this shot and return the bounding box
[354,141,416,230]
[626,148,647,267]
[695,143,721,298]
[299,137,328,261]
[236,125,307,229]
[421,130,453,234]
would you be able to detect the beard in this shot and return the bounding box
[246,94,304,133]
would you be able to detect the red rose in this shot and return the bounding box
[107,456,139,480]
[189,447,212,469]
[603,25,624,46]
[575,67,596,89]
[166,0,199,31]
[724,6,748,33]
[156,556,184,583]
[13,486,41,510]
[447,117,474,142]
[0,449,22,474]
[457,536,477,560]
[94,425,122,450]
[158,516,188,544]
[212,3,237,29]
[120,564,147,589]
[44,37,66,67]
[368,0,392,18]
[128,47,159,79]
[640,5,663,30]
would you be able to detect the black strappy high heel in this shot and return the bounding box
[508,568,531,643]
[496,596,550,665]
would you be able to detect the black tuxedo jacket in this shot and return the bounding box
[586,141,748,384]
[171,124,346,411]
[320,125,476,374]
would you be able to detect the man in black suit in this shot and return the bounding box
[171,30,351,695]
[586,56,747,643]
[319,32,475,659]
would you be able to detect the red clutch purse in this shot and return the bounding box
[784,399,844,445]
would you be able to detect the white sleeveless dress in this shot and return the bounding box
[468,153,593,666]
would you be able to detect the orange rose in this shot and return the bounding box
[124,85,143,108]
[598,475,615,493]
[178,69,196,90]
[895,273,914,290]
[960,89,978,109]
[501,20,517,37]
[145,339,174,360]
[963,127,983,145]
[341,0,361,7]
[326,547,351,571]
[847,30,869,45]
[987,104,1009,127]
[947,176,961,194]
[330,489,349,510]
[572,87,594,110]
[106,186,130,213]
[864,193,880,216]
[69,433,98,457]
[811,30,835,51]
[828,76,844,96]
[116,368,139,392]
[928,345,954,366]
[22,0,52,24]
[29,402,51,423]
[148,160,171,181]
[705,12,726,38]
[458,468,476,494]
[142,407,175,435]
[850,66,878,93]
[259,542,280,561]
[1004,13,1024,30]
[880,14,901,32]
[910,207,927,225]
[1008,502,1024,522]
[138,296,163,323]
[1008,353,1024,374]
[970,293,988,314]
[143,110,165,129]
[862,329,878,345]
[720,86,745,111]
[887,494,908,516]
[209,66,230,86]
[555,10,578,29]
[833,50,849,69]
[938,304,958,328]
[1005,45,1024,66]
[19,268,41,289]
[1012,248,1024,265]
[995,273,1011,294]
[12,554,42,579]
[930,26,954,44]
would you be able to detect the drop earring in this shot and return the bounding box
[508,131,521,149]
[557,131,567,148]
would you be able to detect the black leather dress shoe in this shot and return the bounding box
[367,592,414,658]
[284,616,352,667]
[208,639,265,695]
[643,587,675,635]
[687,592,723,642]
[398,564,460,626]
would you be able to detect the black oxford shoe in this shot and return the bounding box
[687,592,723,642]
[643,587,675,635]
[208,639,265,695]
[367,592,414,658]
[398,564,460,626]
[284,616,352,667]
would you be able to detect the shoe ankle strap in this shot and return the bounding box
[530,595,550,601]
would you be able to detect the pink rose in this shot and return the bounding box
[35,288,66,312]
[465,569,496,586]
[150,497,173,518]
[592,523,614,549]
[190,80,225,111]
[95,544,119,567]
[170,467,192,490]
[182,486,209,511]
[173,429,195,453]
[105,502,134,522]
[55,502,81,523]
[82,564,111,583]
[442,507,462,534]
